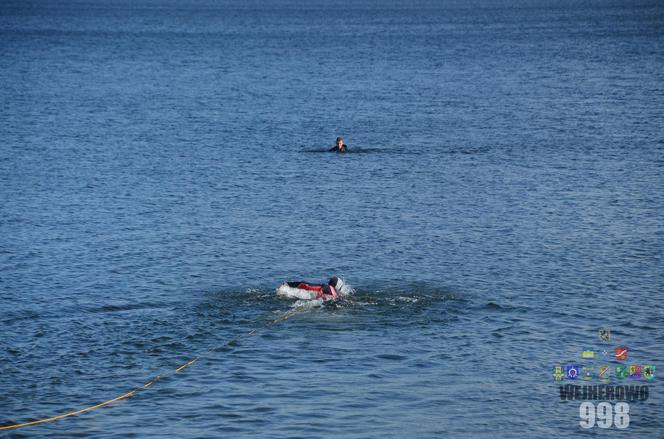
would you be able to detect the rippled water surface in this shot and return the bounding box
[1,0,663,437]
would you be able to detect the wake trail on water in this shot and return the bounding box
[1,283,463,431]
[271,281,462,315]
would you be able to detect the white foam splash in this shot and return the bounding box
[276,284,317,300]
[338,279,355,297]
[291,298,324,309]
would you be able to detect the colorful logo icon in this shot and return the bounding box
[615,365,628,379]
[643,365,656,380]
[614,346,628,361]
[566,365,580,380]
[582,350,595,359]
[598,365,610,382]
[629,365,642,380]
[552,365,565,381]
[581,366,593,381]
[599,328,611,342]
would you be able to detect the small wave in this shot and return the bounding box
[485,301,503,310]
[376,353,407,361]
[481,301,530,313]
[302,147,409,154]
[86,301,171,314]
[1,309,41,325]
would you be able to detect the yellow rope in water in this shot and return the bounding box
[0,306,305,431]
[0,391,136,430]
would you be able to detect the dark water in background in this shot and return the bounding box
[1,0,663,437]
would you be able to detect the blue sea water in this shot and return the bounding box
[1,0,663,437]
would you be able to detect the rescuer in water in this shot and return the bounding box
[278,276,344,300]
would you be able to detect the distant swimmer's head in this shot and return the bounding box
[328,276,344,291]
[335,137,347,152]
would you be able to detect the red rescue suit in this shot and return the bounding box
[288,282,338,299]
